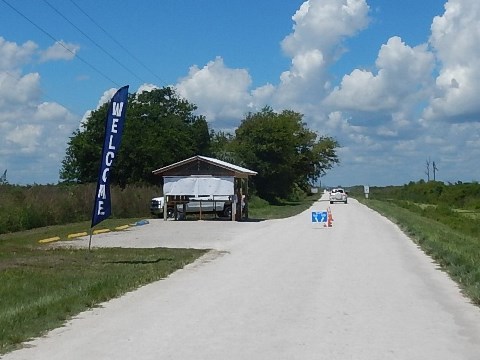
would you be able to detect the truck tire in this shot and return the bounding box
[223,205,232,219]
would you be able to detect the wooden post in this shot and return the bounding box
[238,180,243,221]
[245,178,249,219]
[232,197,236,221]
[163,195,168,221]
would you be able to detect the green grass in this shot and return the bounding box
[454,209,480,220]
[357,198,480,306]
[0,220,206,354]
[248,193,321,219]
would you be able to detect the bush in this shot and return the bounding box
[352,181,480,210]
[248,195,270,209]
[287,183,307,202]
[0,183,160,235]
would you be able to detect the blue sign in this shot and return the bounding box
[311,211,328,223]
[91,85,129,228]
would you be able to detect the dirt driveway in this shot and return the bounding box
[4,195,480,360]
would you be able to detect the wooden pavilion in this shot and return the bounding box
[152,155,257,220]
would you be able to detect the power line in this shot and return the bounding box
[0,0,121,87]
[42,0,146,84]
[69,0,165,85]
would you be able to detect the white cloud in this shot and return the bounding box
[281,0,370,58]
[314,34,439,178]
[172,1,371,122]
[137,83,158,94]
[39,40,79,62]
[79,88,119,129]
[176,57,253,121]
[1,98,77,174]
[0,71,42,108]
[275,49,326,106]
[250,84,275,109]
[424,0,480,122]
[0,36,37,70]
[283,49,325,81]
[5,124,42,154]
[272,0,370,109]
[97,88,118,108]
[0,38,80,184]
[324,36,435,113]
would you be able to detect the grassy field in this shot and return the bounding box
[0,247,206,354]
[0,196,320,355]
[0,184,160,235]
[0,216,207,354]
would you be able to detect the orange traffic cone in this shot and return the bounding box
[327,207,333,227]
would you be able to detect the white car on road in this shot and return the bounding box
[329,188,348,204]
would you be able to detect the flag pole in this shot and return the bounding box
[90,85,129,247]
[88,228,93,252]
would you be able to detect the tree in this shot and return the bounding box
[60,87,210,186]
[233,107,339,201]
[209,130,237,163]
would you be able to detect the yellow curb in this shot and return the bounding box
[68,232,88,239]
[115,225,130,230]
[93,229,111,235]
[38,236,61,244]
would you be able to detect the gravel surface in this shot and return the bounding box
[3,195,480,359]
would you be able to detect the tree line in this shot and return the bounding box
[61,87,339,202]
[349,180,480,209]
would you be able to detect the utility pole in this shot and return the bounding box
[433,161,438,181]
[0,169,6,184]
[425,158,431,182]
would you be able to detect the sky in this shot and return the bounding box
[1,0,479,187]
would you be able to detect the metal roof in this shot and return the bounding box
[152,155,257,177]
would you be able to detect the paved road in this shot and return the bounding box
[4,196,480,359]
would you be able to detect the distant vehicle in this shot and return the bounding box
[329,188,348,204]
[150,195,234,218]
[150,196,173,218]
